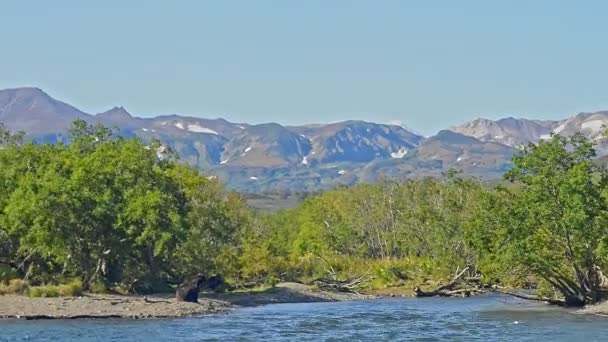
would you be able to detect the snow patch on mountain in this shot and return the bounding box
[187,124,218,135]
[241,146,252,156]
[581,119,605,133]
[553,121,569,134]
[390,147,408,159]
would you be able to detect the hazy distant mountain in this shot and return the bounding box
[412,130,515,175]
[220,123,312,168]
[450,117,562,147]
[544,111,608,140]
[296,121,424,163]
[2,86,608,192]
[96,106,135,123]
[451,113,608,152]
[148,115,247,138]
[0,87,88,138]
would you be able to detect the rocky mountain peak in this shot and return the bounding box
[97,106,133,120]
[450,117,561,147]
[0,87,89,135]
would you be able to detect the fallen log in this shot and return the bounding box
[313,277,367,293]
[443,288,486,297]
[414,267,472,297]
[490,289,566,306]
[312,272,371,293]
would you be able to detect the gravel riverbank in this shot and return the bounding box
[0,282,374,320]
[0,293,231,320]
[577,301,608,316]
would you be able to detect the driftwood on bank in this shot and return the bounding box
[312,274,370,293]
[413,266,576,305]
[414,267,487,298]
[310,255,372,293]
[489,289,567,306]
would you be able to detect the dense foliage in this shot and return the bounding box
[0,120,246,292]
[2,120,608,306]
[502,134,608,305]
[232,134,608,305]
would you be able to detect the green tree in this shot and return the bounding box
[0,123,24,146]
[503,134,608,305]
[0,120,250,292]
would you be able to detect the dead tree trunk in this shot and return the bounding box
[311,269,371,294]
[313,275,370,293]
[490,289,567,306]
[414,267,481,298]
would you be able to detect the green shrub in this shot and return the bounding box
[0,266,18,282]
[60,279,83,296]
[89,279,108,294]
[28,285,59,298]
[0,279,30,295]
[266,275,279,287]
[28,280,83,298]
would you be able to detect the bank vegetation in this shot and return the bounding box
[2,121,608,307]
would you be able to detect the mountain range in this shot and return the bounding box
[2,87,608,192]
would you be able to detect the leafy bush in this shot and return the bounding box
[0,266,18,282]
[0,279,29,295]
[28,280,83,297]
[0,120,246,293]
[89,279,108,294]
[28,285,59,298]
[60,279,84,296]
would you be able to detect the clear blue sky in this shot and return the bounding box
[1,0,608,135]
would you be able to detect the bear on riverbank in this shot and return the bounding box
[176,274,206,303]
[205,274,228,292]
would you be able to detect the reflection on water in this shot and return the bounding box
[0,294,606,341]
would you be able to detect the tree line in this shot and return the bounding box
[0,121,246,293]
[1,120,608,306]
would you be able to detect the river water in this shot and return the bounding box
[0,294,606,341]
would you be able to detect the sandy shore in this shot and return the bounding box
[3,282,606,319]
[0,293,231,320]
[205,282,375,307]
[0,282,374,320]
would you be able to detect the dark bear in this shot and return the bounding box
[176,274,206,303]
[204,274,227,292]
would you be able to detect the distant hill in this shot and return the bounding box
[450,117,562,147]
[0,87,89,141]
[2,86,607,192]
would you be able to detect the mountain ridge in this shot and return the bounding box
[2,86,606,192]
